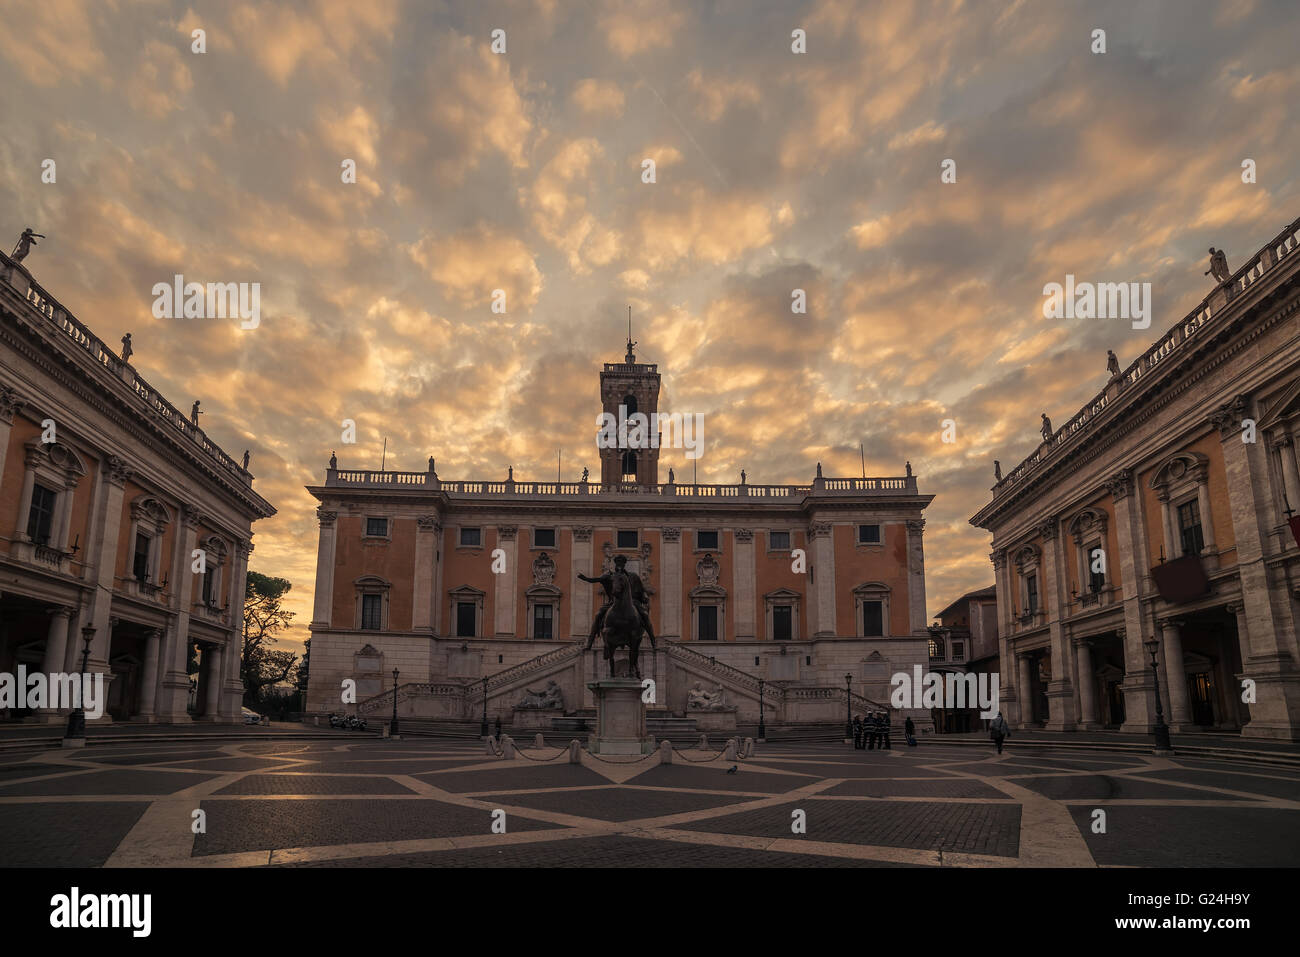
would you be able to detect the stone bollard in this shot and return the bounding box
[698,734,708,750]
[314,716,319,726]
[534,733,545,749]
[503,735,517,759]
[724,738,738,761]
[660,740,673,765]
[648,734,656,752]
[486,736,499,756]
[743,737,756,758]
[569,739,582,763]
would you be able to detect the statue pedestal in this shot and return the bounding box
[690,707,738,732]
[512,707,559,730]
[586,678,653,755]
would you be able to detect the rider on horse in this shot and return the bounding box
[578,555,655,651]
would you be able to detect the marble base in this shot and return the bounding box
[690,707,738,732]
[512,707,561,730]
[586,678,654,755]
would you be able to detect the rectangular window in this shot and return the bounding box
[951,641,965,659]
[26,483,56,545]
[617,529,638,549]
[929,637,943,658]
[533,528,556,548]
[698,605,718,640]
[1026,574,1039,615]
[460,527,481,547]
[133,533,152,581]
[202,570,215,605]
[1177,500,1204,557]
[858,524,881,544]
[365,517,388,537]
[863,600,883,636]
[697,529,718,550]
[361,594,382,630]
[769,530,790,550]
[533,604,553,640]
[773,605,792,640]
[456,601,476,637]
[1088,545,1106,593]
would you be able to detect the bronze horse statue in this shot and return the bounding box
[600,569,646,678]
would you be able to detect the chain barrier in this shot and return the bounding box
[584,748,660,764]
[670,746,730,763]
[511,742,572,762]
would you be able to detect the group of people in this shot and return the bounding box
[853,712,916,750]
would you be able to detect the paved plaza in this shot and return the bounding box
[0,734,1296,868]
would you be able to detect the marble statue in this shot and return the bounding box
[688,682,728,711]
[517,679,564,710]
[1205,247,1231,284]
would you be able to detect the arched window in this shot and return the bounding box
[621,393,638,416]
[621,450,638,481]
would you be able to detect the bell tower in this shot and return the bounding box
[598,316,661,487]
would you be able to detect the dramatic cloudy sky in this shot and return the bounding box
[3,0,1298,647]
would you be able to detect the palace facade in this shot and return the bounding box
[0,249,275,723]
[971,217,1300,740]
[305,342,935,730]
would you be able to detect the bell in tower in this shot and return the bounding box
[598,318,661,487]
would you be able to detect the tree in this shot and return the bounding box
[242,571,298,706]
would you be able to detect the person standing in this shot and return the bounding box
[852,715,863,750]
[881,711,892,750]
[990,711,1010,755]
[865,712,878,750]
[904,715,917,747]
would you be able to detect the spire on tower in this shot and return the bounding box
[625,305,637,362]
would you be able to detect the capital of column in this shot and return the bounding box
[808,522,832,539]
[657,526,677,543]
[181,504,202,530]
[0,385,22,424]
[1209,394,1248,439]
[105,454,133,487]
[1037,518,1058,541]
[416,514,440,531]
[905,519,925,534]
[573,525,594,542]
[45,605,72,620]
[1105,468,1134,502]
[1271,435,1294,451]
[316,506,337,526]
[734,528,753,543]
[497,525,517,541]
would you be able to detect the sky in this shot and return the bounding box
[3,0,1298,649]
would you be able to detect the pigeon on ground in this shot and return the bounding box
[726,765,738,774]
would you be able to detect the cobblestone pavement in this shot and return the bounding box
[0,736,1296,868]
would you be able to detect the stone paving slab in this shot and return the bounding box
[0,762,73,781]
[272,834,924,868]
[467,786,746,822]
[1014,775,1240,802]
[824,778,1009,800]
[85,750,232,766]
[1068,806,1300,867]
[0,801,151,866]
[0,768,220,796]
[214,774,420,795]
[633,765,809,793]
[193,798,562,856]
[745,758,959,779]
[418,764,609,792]
[677,799,1021,857]
[163,756,298,771]
[1136,767,1300,800]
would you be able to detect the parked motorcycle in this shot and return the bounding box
[347,714,368,731]
[328,713,346,729]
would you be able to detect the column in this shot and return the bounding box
[38,607,72,720]
[156,503,199,722]
[905,519,928,635]
[809,521,835,637]
[1159,618,1191,727]
[1038,519,1075,730]
[733,528,755,639]
[991,549,1015,716]
[138,627,162,719]
[310,507,337,628]
[203,645,223,719]
[86,456,131,672]
[14,446,38,540]
[1157,490,1176,558]
[222,541,251,720]
[1016,653,1033,727]
[659,527,681,639]
[412,516,438,631]
[1275,437,1300,514]
[494,526,517,636]
[572,527,594,639]
[1075,637,1098,727]
[1107,469,1157,732]
[1211,396,1300,739]
[0,386,21,480]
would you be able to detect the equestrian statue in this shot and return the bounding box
[579,554,656,678]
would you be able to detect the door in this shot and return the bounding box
[1188,671,1216,727]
